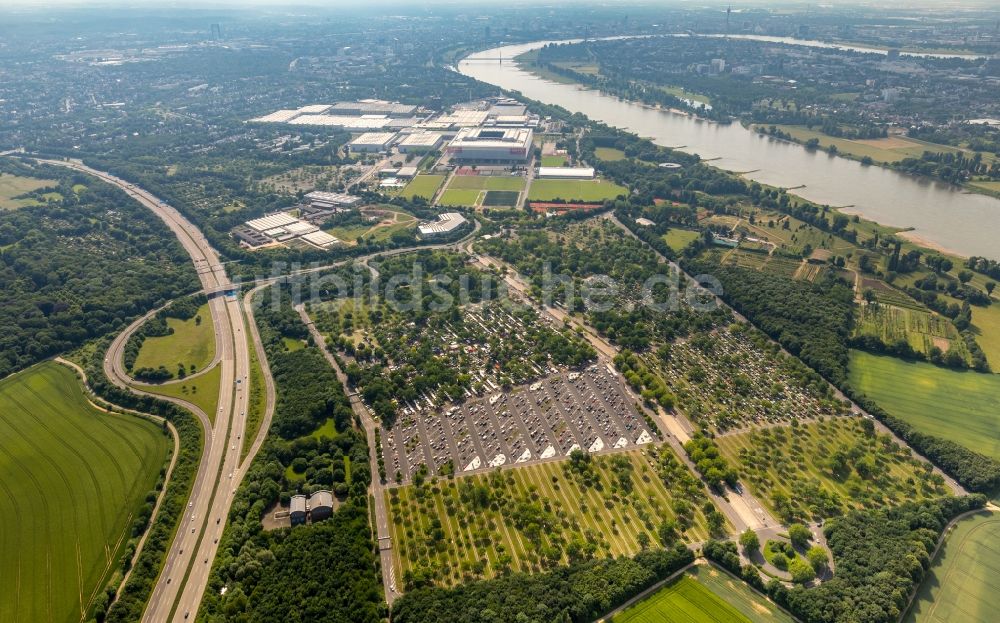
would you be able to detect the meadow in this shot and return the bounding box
[0,173,57,209]
[136,363,221,423]
[400,174,445,200]
[609,563,794,623]
[847,350,1000,463]
[662,228,700,252]
[0,362,169,623]
[528,179,627,202]
[969,302,1000,370]
[717,416,948,523]
[386,446,714,588]
[595,147,627,161]
[769,126,962,164]
[903,510,1000,623]
[132,303,215,373]
[326,207,417,244]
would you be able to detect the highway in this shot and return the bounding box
[37,159,258,622]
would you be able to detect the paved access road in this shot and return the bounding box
[37,159,258,622]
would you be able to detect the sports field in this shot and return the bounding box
[541,155,569,166]
[0,362,169,623]
[903,510,1000,623]
[528,179,627,202]
[400,174,445,200]
[610,563,794,623]
[0,173,57,210]
[136,362,221,423]
[133,303,215,374]
[386,446,714,588]
[447,175,526,192]
[717,416,947,522]
[848,350,1000,463]
[438,189,482,207]
[595,147,627,161]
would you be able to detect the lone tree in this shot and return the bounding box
[739,528,760,553]
[789,523,812,549]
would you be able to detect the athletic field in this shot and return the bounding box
[0,362,169,622]
[528,179,627,202]
[610,563,795,622]
[904,510,1000,623]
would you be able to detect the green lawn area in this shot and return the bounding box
[447,175,526,192]
[283,336,305,352]
[386,446,714,588]
[0,362,169,623]
[663,229,700,252]
[136,363,221,423]
[970,302,1000,370]
[541,155,568,166]
[401,174,446,200]
[133,303,215,374]
[326,207,417,246]
[969,181,1000,194]
[769,126,962,164]
[438,189,482,207]
[610,563,793,623]
[903,510,1000,623]
[309,417,338,441]
[848,350,1000,464]
[595,147,627,161]
[717,416,948,523]
[528,179,628,202]
[241,314,268,461]
[659,85,711,106]
[0,173,57,210]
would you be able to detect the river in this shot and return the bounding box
[457,41,1000,260]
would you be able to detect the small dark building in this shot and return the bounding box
[290,494,307,527]
[309,490,334,522]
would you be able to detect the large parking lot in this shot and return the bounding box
[381,363,658,484]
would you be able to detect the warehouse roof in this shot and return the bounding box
[537,167,595,179]
[301,231,340,249]
[419,212,467,235]
[350,132,397,146]
[246,212,298,232]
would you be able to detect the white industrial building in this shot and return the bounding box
[327,100,417,117]
[537,167,595,179]
[349,132,398,153]
[447,127,533,163]
[301,230,340,249]
[304,191,361,209]
[237,211,344,249]
[397,131,444,153]
[418,212,468,237]
[436,109,490,128]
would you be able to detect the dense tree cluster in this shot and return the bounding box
[199,285,383,622]
[0,159,198,378]
[683,434,738,490]
[391,544,695,623]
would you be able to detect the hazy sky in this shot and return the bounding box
[2,0,997,9]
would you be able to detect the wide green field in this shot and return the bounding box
[595,147,627,161]
[663,229,700,252]
[0,173,56,210]
[386,446,714,588]
[769,126,963,164]
[904,510,1000,623]
[447,175,526,192]
[400,174,445,200]
[528,179,628,202]
[136,362,221,423]
[610,563,794,623]
[133,303,215,374]
[717,416,948,523]
[0,362,169,623]
[848,350,1000,463]
[437,189,482,207]
[969,302,1000,371]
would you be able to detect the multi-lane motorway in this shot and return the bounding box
[38,159,258,622]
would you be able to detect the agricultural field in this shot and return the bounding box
[400,174,445,200]
[715,249,803,279]
[970,302,1000,370]
[848,350,1000,463]
[528,179,627,202]
[854,303,968,360]
[0,172,56,209]
[610,563,795,623]
[717,416,948,523]
[386,446,716,588]
[595,147,627,161]
[903,510,1000,623]
[136,363,221,423]
[662,228,700,252]
[132,303,215,373]
[767,126,963,164]
[0,362,169,623]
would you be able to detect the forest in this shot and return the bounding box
[391,544,695,623]
[198,285,383,622]
[0,158,198,379]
